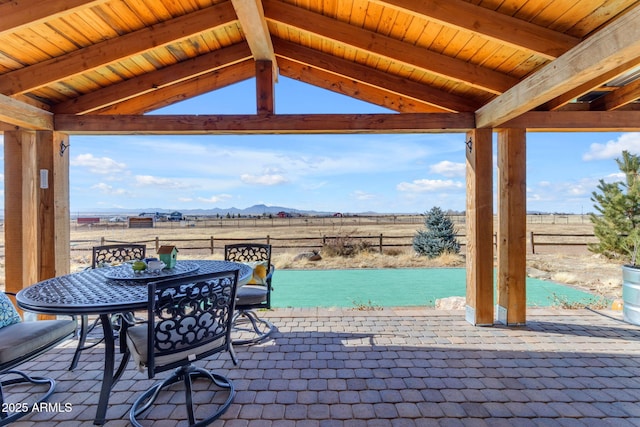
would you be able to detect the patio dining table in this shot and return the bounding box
[16,259,252,425]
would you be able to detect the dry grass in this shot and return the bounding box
[0,215,626,301]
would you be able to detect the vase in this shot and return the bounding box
[622,265,640,325]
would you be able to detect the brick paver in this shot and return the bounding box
[5,308,640,426]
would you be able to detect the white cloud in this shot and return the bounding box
[396,179,463,192]
[197,194,232,203]
[135,175,189,189]
[429,160,465,177]
[583,132,640,161]
[240,173,288,186]
[91,182,129,196]
[72,153,127,174]
[352,190,375,200]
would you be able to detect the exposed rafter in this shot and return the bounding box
[278,57,449,113]
[476,4,640,128]
[264,0,516,95]
[231,0,278,80]
[370,0,579,59]
[53,44,253,114]
[274,38,477,112]
[0,2,238,95]
[0,0,110,36]
[93,61,257,115]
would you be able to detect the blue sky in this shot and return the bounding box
[1,77,640,214]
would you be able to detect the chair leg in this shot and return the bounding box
[130,365,235,427]
[232,310,275,345]
[69,314,104,371]
[0,370,56,426]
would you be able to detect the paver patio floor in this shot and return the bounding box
[6,307,640,426]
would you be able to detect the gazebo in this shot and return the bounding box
[2,0,639,326]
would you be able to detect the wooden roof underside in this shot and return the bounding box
[1,0,640,134]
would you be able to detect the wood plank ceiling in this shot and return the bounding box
[0,0,639,134]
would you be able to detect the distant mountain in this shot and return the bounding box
[72,204,337,217]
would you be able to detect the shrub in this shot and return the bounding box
[589,150,640,264]
[413,207,460,258]
[322,230,372,258]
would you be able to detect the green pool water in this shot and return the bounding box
[270,268,601,308]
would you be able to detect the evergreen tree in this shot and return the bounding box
[589,150,640,263]
[413,206,460,258]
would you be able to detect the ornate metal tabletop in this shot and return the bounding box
[16,260,252,315]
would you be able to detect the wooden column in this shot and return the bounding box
[496,129,527,325]
[4,130,38,296]
[4,131,70,319]
[37,132,71,280]
[256,60,274,115]
[465,128,494,326]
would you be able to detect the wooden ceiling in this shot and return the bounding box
[1,0,640,134]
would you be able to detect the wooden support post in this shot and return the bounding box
[4,130,37,297]
[37,132,70,281]
[465,128,494,326]
[497,129,527,325]
[256,60,274,115]
[4,131,69,318]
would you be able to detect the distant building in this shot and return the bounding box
[168,211,184,221]
[277,211,291,218]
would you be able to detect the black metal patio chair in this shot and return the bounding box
[224,243,275,345]
[124,271,239,427]
[69,244,147,370]
[0,292,76,425]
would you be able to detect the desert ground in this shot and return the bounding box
[0,214,625,302]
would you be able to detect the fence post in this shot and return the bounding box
[155,237,159,252]
[100,236,105,245]
[210,236,214,254]
[266,235,270,245]
[379,233,383,254]
[530,231,535,254]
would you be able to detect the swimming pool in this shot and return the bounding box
[270,268,601,308]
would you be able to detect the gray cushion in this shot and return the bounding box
[237,285,268,305]
[0,319,77,365]
[126,323,225,372]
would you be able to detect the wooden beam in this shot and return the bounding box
[0,93,53,130]
[278,57,449,113]
[256,60,275,115]
[496,129,527,326]
[476,4,640,128]
[591,79,640,111]
[0,0,109,36]
[231,0,278,79]
[274,38,478,112]
[54,113,476,134]
[465,128,494,326]
[540,59,640,111]
[371,0,578,59]
[92,60,256,115]
[500,111,640,131]
[0,2,238,95]
[53,44,253,114]
[264,0,517,94]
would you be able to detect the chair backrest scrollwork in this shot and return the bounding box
[145,271,239,377]
[91,244,146,268]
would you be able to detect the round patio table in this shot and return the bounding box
[16,260,252,425]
